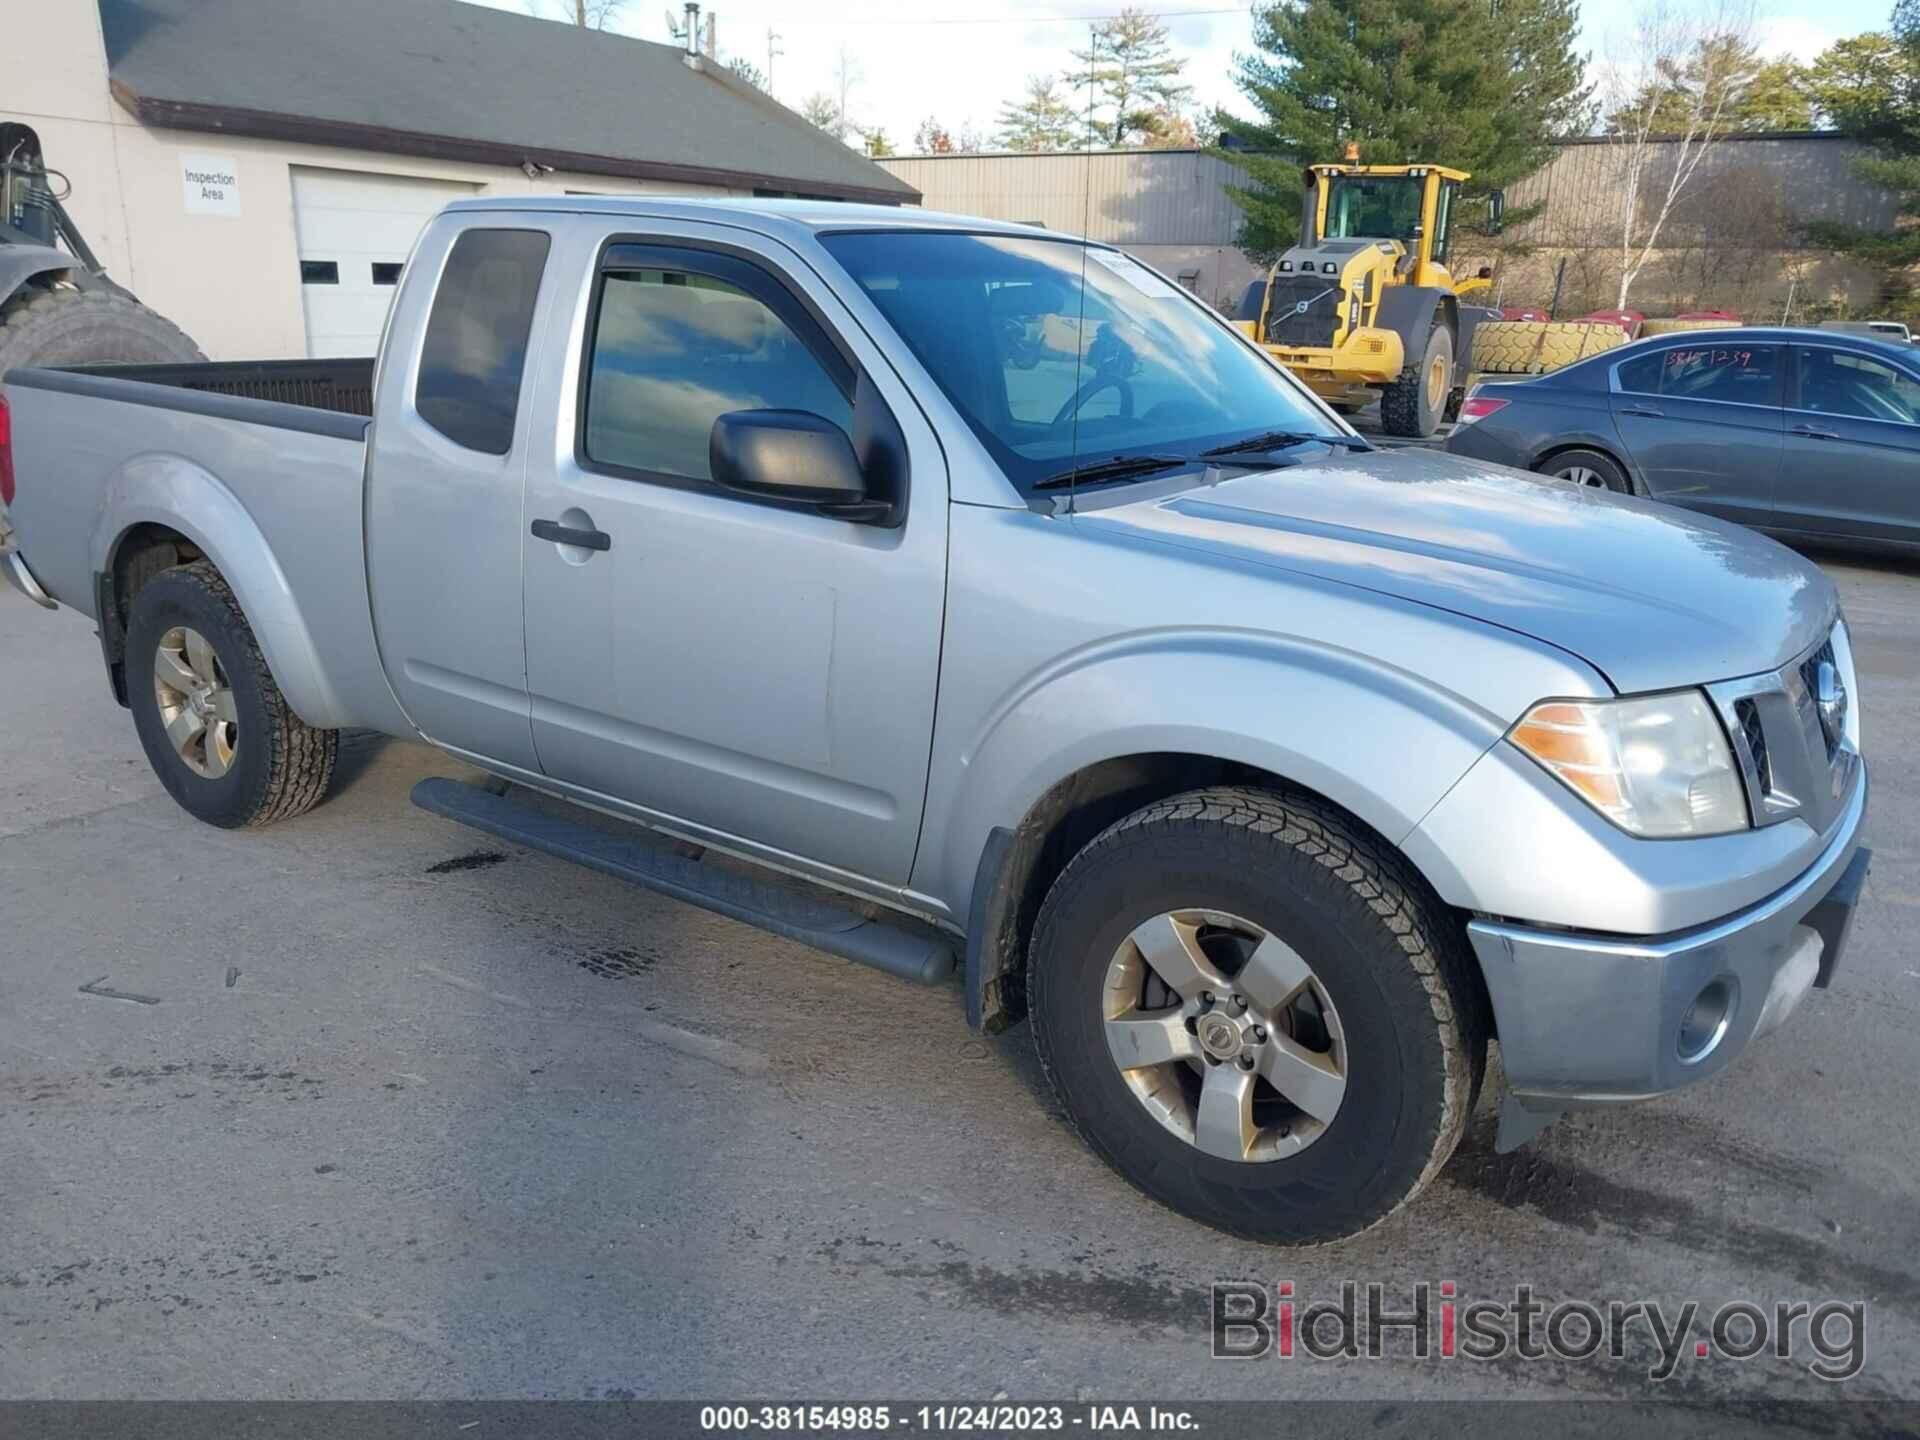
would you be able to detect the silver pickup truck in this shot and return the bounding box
[0,198,1871,1243]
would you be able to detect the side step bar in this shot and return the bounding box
[411,777,956,985]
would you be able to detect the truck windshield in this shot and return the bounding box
[1324,176,1424,241]
[819,231,1346,496]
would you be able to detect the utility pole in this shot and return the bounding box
[766,27,782,97]
[703,11,715,60]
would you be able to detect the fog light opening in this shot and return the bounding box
[1677,977,1738,1065]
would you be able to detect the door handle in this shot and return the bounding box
[1621,404,1664,418]
[1790,425,1839,441]
[531,518,611,551]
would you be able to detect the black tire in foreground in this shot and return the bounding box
[1029,787,1486,1244]
[1379,321,1454,439]
[125,561,338,829]
[1537,447,1634,495]
[0,286,205,373]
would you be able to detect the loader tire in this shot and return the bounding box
[1380,321,1453,438]
[1640,317,1738,337]
[1469,321,1627,376]
[0,285,205,373]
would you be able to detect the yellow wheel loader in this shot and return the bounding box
[1234,155,1502,438]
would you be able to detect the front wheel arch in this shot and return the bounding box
[964,751,1491,1042]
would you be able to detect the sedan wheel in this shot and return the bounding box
[1539,447,1632,494]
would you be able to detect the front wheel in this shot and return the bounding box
[1029,787,1485,1244]
[126,561,338,828]
[1379,321,1454,438]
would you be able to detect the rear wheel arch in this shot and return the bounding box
[97,523,205,705]
[91,483,346,728]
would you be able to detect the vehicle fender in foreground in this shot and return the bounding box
[930,632,1531,1027]
[91,454,350,729]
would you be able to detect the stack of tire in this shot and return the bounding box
[1468,319,1631,377]
[1639,313,1740,337]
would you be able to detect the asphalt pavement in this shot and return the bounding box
[1,544,1917,1413]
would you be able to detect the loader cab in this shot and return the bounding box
[1309,163,1469,289]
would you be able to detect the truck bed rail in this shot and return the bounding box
[65,358,374,417]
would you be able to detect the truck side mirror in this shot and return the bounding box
[1487,190,1505,236]
[710,409,886,522]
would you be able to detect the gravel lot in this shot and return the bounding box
[1,542,1916,1413]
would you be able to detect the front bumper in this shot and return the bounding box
[1263,325,1407,389]
[1469,763,1869,1117]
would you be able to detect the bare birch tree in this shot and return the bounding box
[1603,0,1761,308]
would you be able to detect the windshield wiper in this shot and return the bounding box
[1033,453,1194,490]
[1202,429,1371,458]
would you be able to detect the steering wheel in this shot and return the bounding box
[1052,374,1135,427]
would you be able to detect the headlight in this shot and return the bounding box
[1831,616,1861,751]
[1510,691,1748,838]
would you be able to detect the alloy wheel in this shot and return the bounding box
[1102,909,1347,1162]
[152,625,239,779]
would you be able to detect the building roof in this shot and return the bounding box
[96,0,917,204]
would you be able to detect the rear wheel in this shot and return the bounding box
[1029,787,1485,1243]
[0,286,205,372]
[1380,321,1453,438]
[1538,447,1632,494]
[126,561,337,829]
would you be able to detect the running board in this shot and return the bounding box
[410,777,956,985]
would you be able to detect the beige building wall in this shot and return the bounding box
[3,3,742,360]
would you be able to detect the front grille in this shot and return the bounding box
[1799,637,1839,760]
[1707,625,1857,833]
[1263,275,1341,348]
[1734,697,1772,793]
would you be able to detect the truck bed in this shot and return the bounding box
[1,358,399,733]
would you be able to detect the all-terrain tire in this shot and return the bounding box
[0,286,205,374]
[1028,787,1487,1244]
[125,561,337,829]
[1469,320,1627,375]
[1639,317,1737,337]
[1379,321,1454,438]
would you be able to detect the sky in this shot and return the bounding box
[473,0,1899,155]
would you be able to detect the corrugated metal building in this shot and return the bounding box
[877,149,1261,309]
[882,133,1897,315]
[1505,132,1894,246]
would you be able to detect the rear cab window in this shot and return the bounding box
[415,228,552,454]
[1615,343,1778,407]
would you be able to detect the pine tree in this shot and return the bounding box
[1221,0,1592,259]
[1069,9,1193,147]
[1800,17,1920,313]
[996,77,1081,151]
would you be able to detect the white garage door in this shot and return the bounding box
[290,168,479,358]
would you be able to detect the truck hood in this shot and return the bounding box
[1080,448,1836,694]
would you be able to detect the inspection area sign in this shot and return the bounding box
[181,152,241,216]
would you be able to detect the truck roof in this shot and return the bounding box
[443,195,1073,244]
